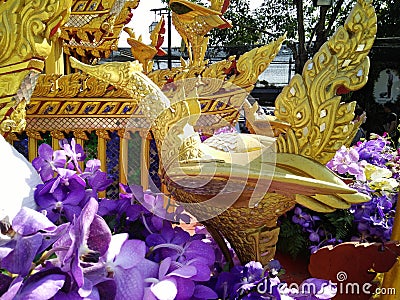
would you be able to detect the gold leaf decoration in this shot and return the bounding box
[274,0,376,164]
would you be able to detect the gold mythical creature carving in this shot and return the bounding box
[61,0,139,62]
[0,0,72,136]
[125,17,167,74]
[141,0,287,136]
[169,0,231,66]
[70,0,374,266]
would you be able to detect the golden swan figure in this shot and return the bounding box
[70,0,375,265]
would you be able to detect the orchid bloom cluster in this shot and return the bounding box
[328,134,399,243]
[279,134,400,256]
[0,139,336,299]
[214,260,337,300]
[0,139,216,299]
[290,206,344,254]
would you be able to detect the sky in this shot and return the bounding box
[118,0,264,48]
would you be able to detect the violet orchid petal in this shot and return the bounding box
[159,257,172,278]
[95,280,117,300]
[106,233,129,262]
[0,277,23,300]
[14,273,65,300]
[2,234,42,276]
[135,258,159,279]
[168,265,197,278]
[0,273,13,296]
[193,284,218,299]
[38,143,54,161]
[78,198,99,246]
[85,159,101,172]
[184,240,215,266]
[63,205,83,223]
[185,260,211,281]
[38,223,70,254]
[78,277,94,298]
[174,277,195,300]
[113,239,146,269]
[129,184,145,202]
[87,215,112,256]
[12,207,56,236]
[113,266,144,300]
[146,233,167,247]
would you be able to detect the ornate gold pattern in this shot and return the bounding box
[26,130,43,140]
[0,0,373,268]
[125,16,167,74]
[169,0,231,66]
[50,130,65,140]
[0,0,72,135]
[96,129,111,140]
[66,0,375,265]
[274,0,376,164]
[73,130,89,140]
[5,133,19,144]
[61,0,139,61]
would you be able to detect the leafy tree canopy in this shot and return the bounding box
[160,0,400,70]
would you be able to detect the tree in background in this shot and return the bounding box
[375,0,400,38]
[160,0,399,72]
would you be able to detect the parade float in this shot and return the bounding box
[0,0,399,299]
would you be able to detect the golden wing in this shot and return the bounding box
[274,0,376,164]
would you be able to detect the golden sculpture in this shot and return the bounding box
[61,0,140,62]
[0,0,375,267]
[274,0,376,164]
[70,0,374,266]
[125,17,167,74]
[0,0,72,136]
[169,0,231,66]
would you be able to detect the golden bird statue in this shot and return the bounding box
[124,17,167,74]
[169,0,231,66]
[70,0,376,265]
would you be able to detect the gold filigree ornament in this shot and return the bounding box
[125,16,167,74]
[61,0,140,62]
[70,0,375,265]
[0,0,72,136]
[274,0,376,164]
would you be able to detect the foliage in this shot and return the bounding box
[160,0,400,72]
[277,217,308,258]
[209,0,267,47]
[375,0,400,38]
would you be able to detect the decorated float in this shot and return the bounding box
[0,0,399,299]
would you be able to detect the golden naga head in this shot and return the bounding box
[0,0,72,135]
[0,0,71,65]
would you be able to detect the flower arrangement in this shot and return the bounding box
[277,134,399,258]
[0,139,339,299]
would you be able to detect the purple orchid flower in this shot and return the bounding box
[101,233,158,299]
[60,139,86,173]
[146,257,218,300]
[34,173,86,223]
[326,146,365,180]
[0,207,67,276]
[84,159,101,173]
[53,198,111,296]
[32,144,66,182]
[292,207,312,227]
[2,268,67,300]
